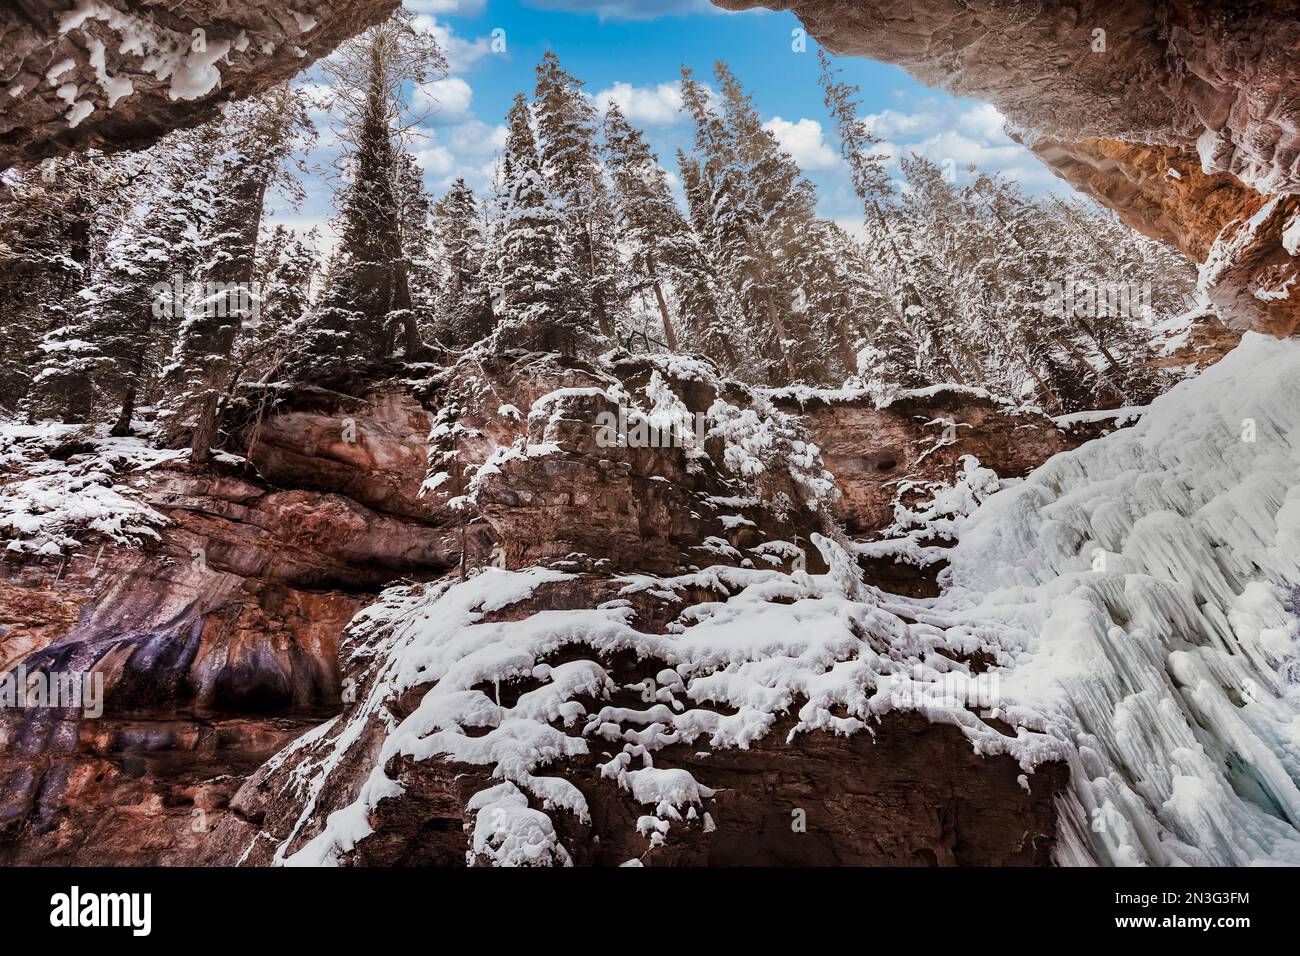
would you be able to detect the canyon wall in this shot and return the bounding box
[0,0,399,170]
[0,354,1079,865]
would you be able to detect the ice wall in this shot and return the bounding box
[938,332,1300,864]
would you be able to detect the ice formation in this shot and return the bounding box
[936,331,1300,865]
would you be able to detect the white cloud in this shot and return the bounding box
[763,116,839,171]
[595,81,684,126]
[863,108,943,140]
[446,119,508,156]
[869,140,899,165]
[409,14,492,73]
[412,142,456,177]
[414,76,474,123]
[850,96,1067,195]
[833,217,872,243]
[912,129,1024,169]
[957,102,1008,142]
[399,119,511,195]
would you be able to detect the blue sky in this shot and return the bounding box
[276,0,1071,250]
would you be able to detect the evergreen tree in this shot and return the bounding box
[680,67,783,381]
[534,51,621,342]
[396,150,439,349]
[491,92,590,355]
[676,150,741,369]
[431,177,494,348]
[2,157,104,421]
[818,50,936,390]
[716,60,831,382]
[26,133,211,430]
[162,85,313,460]
[296,14,445,386]
[237,224,318,382]
[603,101,692,351]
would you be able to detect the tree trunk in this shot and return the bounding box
[765,297,801,383]
[646,253,678,351]
[586,224,613,339]
[110,385,136,438]
[392,258,423,358]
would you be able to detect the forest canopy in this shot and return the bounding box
[0,15,1198,461]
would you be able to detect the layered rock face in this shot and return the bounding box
[718,0,1300,335]
[0,353,1079,865]
[0,390,447,863]
[784,387,1071,536]
[0,0,399,170]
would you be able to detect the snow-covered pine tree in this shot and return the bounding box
[1030,188,1187,403]
[534,51,622,343]
[161,84,313,461]
[602,101,691,352]
[720,62,852,382]
[0,155,115,420]
[789,219,883,384]
[431,177,495,348]
[893,154,994,387]
[680,67,794,383]
[922,167,1071,410]
[235,224,318,384]
[818,50,934,390]
[395,149,439,353]
[825,225,915,400]
[26,131,213,431]
[946,167,1094,410]
[960,167,1141,409]
[490,92,591,356]
[295,15,445,386]
[675,149,741,370]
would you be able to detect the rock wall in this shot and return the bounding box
[781,386,1072,536]
[0,353,1078,865]
[719,0,1300,195]
[0,0,399,170]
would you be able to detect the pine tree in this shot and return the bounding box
[603,102,692,351]
[491,92,590,355]
[818,50,936,390]
[162,85,313,461]
[676,150,741,369]
[686,64,803,383]
[26,132,212,430]
[534,51,621,343]
[1,156,106,420]
[432,177,494,348]
[395,149,439,351]
[237,224,318,381]
[681,67,782,381]
[295,15,445,386]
